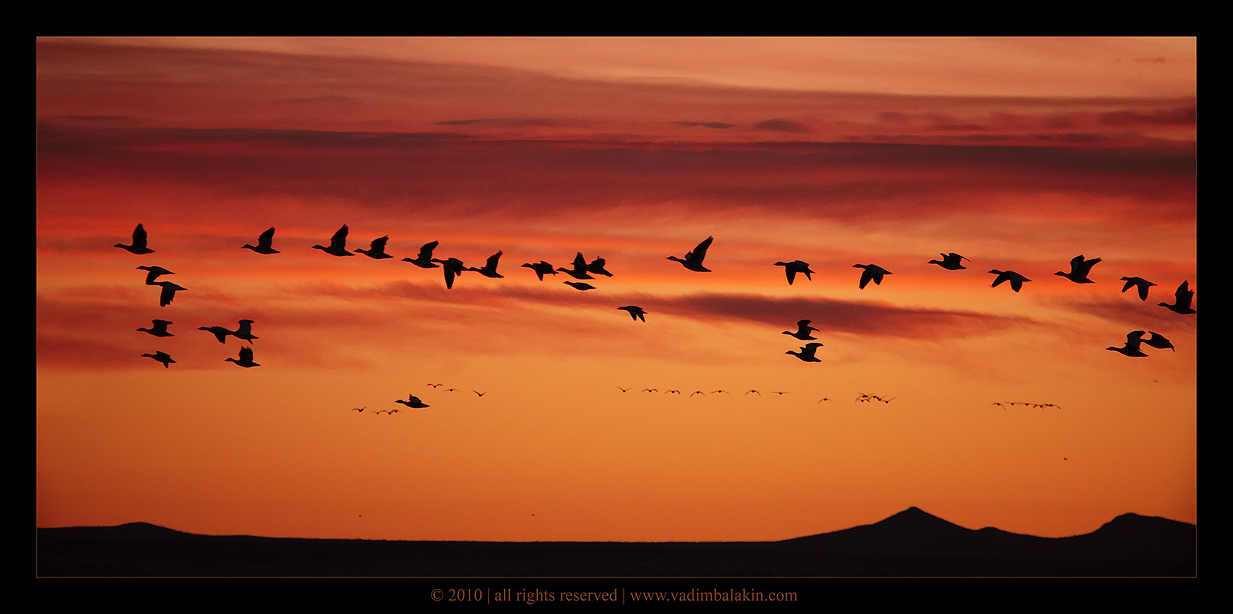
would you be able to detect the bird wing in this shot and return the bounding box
[259,227,275,247]
[371,236,389,251]
[418,241,439,259]
[133,224,148,248]
[688,237,713,263]
[331,225,349,249]
[486,251,502,269]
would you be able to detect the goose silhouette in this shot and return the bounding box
[1056,255,1101,284]
[564,281,595,291]
[989,270,1031,292]
[783,319,818,340]
[928,253,969,270]
[668,236,713,272]
[1142,331,1176,352]
[467,251,504,278]
[557,253,595,280]
[1159,281,1196,314]
[774,260,814,285]
[154,281,186,307]
[586,257,614,277]
[787,342,823,362]
[355,236,393,259]
[199,325,234,343]
[522,261,558,280]
[430,257,466,289]
[618,306,646,321]
[242,227,280,254]
[233,319,258,343]
[313,225,354,257]
[142,351,175,368]
[115,224,154,254]
[1119,276,1156,301]
[225,346,260,367]
[1107,330,1149,357]
[138,319,174,337]
[853,264,891,289]
[137,265,174,285]
[402,241,441,268]
[395,394,429,409]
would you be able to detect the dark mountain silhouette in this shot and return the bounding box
[36,507,1194,577]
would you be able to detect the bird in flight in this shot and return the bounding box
[355,236,393,259]
[564,281,595,291]
[586,257,614,277]
[774,260,814,285]
[431,257,466,289]
[138,319,174,337]
[853,264,891,289]
[1055,255,1101,284]
[473,390,487,397]
[395,394,430,409]
[142,351,175,368]
[403,241,441,268]
[225,346,261,367]
[690,390,706,396]
[667,236,713,272]
[427,383,443,388]
[1158,281,1196,314]
[232,319,258,343]
[351,407,366,412]
[242,227,279,254]
[745,390,761,396]
[989,269,1031,292]
[115,224,154,254]
[467,252,504,278]
[154,281,186,307]
[313,225,354,257]
[786,342,823,362]
[617,387,631,392]
[618,306,647,321]
[557,253,595,280]
[928,253,969,270]
[783,319,818,341]
[522,260,557,280]
[137,265,174,285]
[1119,276,1156,301]
[1107,331,1149,357]
[199,325,234,343]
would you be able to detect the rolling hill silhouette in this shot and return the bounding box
[36,508,1194,577]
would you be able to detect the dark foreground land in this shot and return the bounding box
[37,507,1195,577]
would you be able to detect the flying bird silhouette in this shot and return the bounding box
[142,351,175,368]
[402,241,441,268]
[242,227,280,254]
[431,257,466,289]
[153,281,186,307]
[745,390,761,395]
[313,225,354,257]
[557,253,595,280]
[1107,331,1149,357]
[138,319,174,337]
[928,253,969,270]
[355,236,393,259]
[1119,276,1156,301]
[225,346,260,367]
[586,257,614,277]
[395,394,430,409]
[232,319,258,343]
[467,251,504,278]
[115,224,154,254]
[783,319,818,340]
[617,306,646,321]
[522,261,557,280]
[1158,281,1196,314]
[853,264,891,289]
[1056,255,1101,284]
[774,260,814,285]
[667,236,713,272]
[136,265,174,285]
[199,325,234,343]
[473,390,487,397]
[564,281,595,291]
[989,270,1031,292]
[786,342,823,362]
[351,406,366,412]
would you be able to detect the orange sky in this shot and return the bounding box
[36,37,1196,542]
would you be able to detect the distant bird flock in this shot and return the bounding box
[118,223,1194,413]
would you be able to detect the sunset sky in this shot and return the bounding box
[36,37,1196,543]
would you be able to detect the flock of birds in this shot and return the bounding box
[116,223,1194,412]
